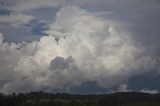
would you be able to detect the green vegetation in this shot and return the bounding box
[0,92,160,106]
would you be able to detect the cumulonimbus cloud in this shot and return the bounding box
[0,5,159,93]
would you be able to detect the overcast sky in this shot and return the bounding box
[0,0,160,94]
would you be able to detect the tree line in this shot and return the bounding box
[0,91,160,106]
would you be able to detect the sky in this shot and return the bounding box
[0,0,160,94]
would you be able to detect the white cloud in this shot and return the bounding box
[111,84,159,94]
[9,0,66,12]
[0,5,159,93]
[140,89,159,94]
[0,33,3,45]
[117,84,132,92]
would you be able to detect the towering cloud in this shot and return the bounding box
[0,6,159,93]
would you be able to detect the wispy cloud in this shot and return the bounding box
[0,13,34,27]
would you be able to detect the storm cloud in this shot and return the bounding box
[0,5,160,93]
